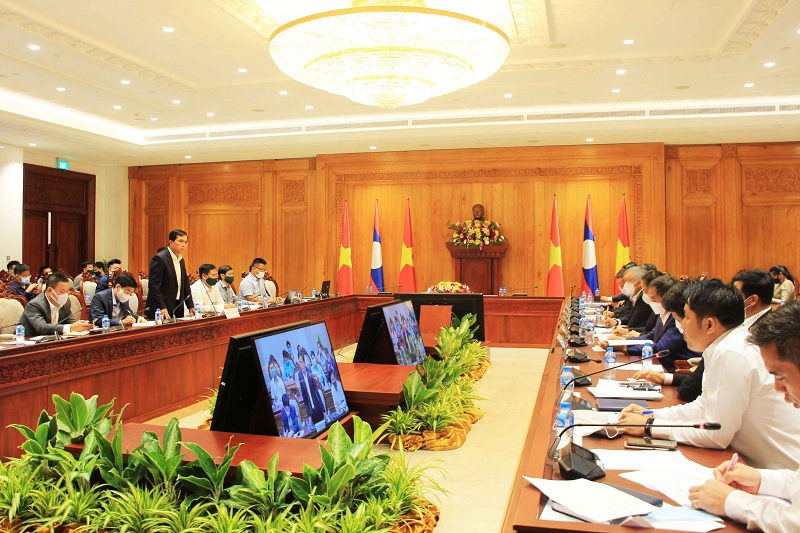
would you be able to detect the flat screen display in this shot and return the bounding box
[394,292,486,341]
[382,300,426,366]
[252,322,349,438]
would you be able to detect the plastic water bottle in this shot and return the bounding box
[560,365,575,399]
[579,291,586,307]
[595,288,601,300]
[263,295,269,308]
[84,293,91,305]
[237,297,244,312]
[297,290,302,301]
[578,317,586,339]
[585,319,595,344]
[311,287,316,299]
[642,343,654,372]
[101,314,110,333]
[596,306,603,326]
[194,301,202,319]
[587,291,594,304]
[555,401,574,432]
[781,300,786,305]
[604,347,617,380]
[15,324,25,346]
[155,308,162,325]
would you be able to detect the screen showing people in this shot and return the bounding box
[382,301,426,366]
[252,322,349,438]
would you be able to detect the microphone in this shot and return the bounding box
[506,285,538,296]
[560,350,669,396]
[549,420,721,480]
[202,282,221,316]
[164,293,193,322]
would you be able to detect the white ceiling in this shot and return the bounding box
[0,0,798,167]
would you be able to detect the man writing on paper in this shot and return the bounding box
[89,273,145,327]
[689,302,800,531]
[617,279,800,469]
[20,273,93,336]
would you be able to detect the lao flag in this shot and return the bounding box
[369,200,384,292]
[581,195,599,296]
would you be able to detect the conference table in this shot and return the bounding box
[502,301,749,532]
[0,294,562,459]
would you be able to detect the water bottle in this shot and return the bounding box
[595,288,601,300]
[595,307,603,326]
[101,314,110,333]
[587,291,594,304]
[155,308,162,325]
[578,318,586,340]
[579,291,586,307]
[585,319,595,344]
[15,324,25,346]
[311,287,316,299]
[781,300,786,305]
[194,301,202,319]
[297,290,302,301]
[604,347,617,380]
[237,297,244,312]
[560,365,575,399]
[555,401,574,432]
[641,343,654,372]
[84,293,91,305]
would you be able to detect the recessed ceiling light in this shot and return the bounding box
[28,44,40,51]
[150,117,158,121]
[744,82,755,88]
[616,69,626,75]
[586,138,594,142]
[56,87,65,92]
[113,105,122,110]
[369,146,377,150]
[237,68,248,73]
[305,105,314,110]
[279,90,288,95]
[29,143,37,147]
[121,80,130,85]
[172,99,181,104]
[611,88,621,93]
[206,112,214,117]
[184,155,192,159]
[623,39,635,45]
[503,93,513,98]
[764,61,776,68]
[797,28,800,35]
[162,27,175,33]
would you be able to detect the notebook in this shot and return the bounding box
[596,398,650,412]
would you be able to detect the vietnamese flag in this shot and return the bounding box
[546,196,564,297]
[399,199,417,292]
[337,200,354,295]
[614,195,632,290]
[581,195,600,297]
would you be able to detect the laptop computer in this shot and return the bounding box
[284,290,299,305]
[319,280,331,298]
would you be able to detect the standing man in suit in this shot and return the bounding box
[144,229,193,319]
[293,352,325,426]
[89,273,144,327]
[20,273,93,336]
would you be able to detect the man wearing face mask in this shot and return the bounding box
[9,263,41,302]
[190,263,233,315]
[89,273,145,327]
[20,273,93,336]
[216,265,238,305]
[604,265,655,332]
[731,269,773,327]
[240,257,276,305]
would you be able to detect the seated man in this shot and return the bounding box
[604,265,654,332]
[618,279,800,469]
[71,261,94,291]
[190,263,233,315]
[688,302,800,530]
[89,273,144,327]
[8,263,40,301]
[240,257,276,305]
[20,273,93,336]
[216,264,238,305]
[96,259,121,292]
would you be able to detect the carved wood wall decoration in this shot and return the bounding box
[283,179,306,203]
[186,181,259,206]
[24,176,87,210]
[743,167,800,193]
[146,184,167,207]
[685,168,714,195]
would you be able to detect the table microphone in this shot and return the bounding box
[165,293,194,322]
[560,350,669,392]
[506,285,538,296]
[549,420,721,480]
[202,283,221,316]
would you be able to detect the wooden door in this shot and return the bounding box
[22,211,48,275]
[51,213,86,275]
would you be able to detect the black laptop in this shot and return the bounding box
[284,290,299,305]
[319,280,331,298]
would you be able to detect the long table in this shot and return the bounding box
[0,295,562,459]
[502,301,748,532]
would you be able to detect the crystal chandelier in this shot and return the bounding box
[268,0,510,109]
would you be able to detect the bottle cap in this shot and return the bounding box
[563,365,571,371]
[560,401,571,409]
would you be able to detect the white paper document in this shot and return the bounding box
[620,462,715,508]
[523,477,658,523]
[625,364,664,372]
[588,379,664,400]
[590,449,694,471]
[542,499,724,531]
[131,321,156,327]
[572,410,619,438]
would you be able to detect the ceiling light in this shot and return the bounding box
[503,93,513,98]
[185,155,192,159]
[172,99,181,104]
[616,69,626,75]
[268,3,510,109]
[28,44,40,51]
[29,143,37,147]
[206,112,215,117]
[764,61,776,68]
[150,117,158,121]
[611,88,621,93]
[56,87,65,92]
[744,82,755,88]
[121,80,130,85]
[113,105,122,110]
[586,138,594,142]
[370,146,377,150]
[162,26,175,33]
[305,105,314,110]
[237,68,248,73]
[623,39,635,45]
[279,90,288,95]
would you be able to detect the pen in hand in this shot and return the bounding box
[725,452,739,474]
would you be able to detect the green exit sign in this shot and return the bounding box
[57,159,69,170]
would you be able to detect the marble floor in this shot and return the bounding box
[147,345,548,533]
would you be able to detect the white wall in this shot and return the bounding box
[22,152,129,267]
[0,145,24,266]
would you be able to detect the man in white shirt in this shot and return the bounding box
[239,257,276,305]
[619,279,800,470]
[190,263,233,315]
[689,302,800,531]
[732,269,773,330]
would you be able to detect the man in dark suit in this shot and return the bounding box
[293,352,326,426]
[89,273,144,327]
[95,259,121,292]
[609,265,655,332]
[20,273,93,336]
[144,229,193,319]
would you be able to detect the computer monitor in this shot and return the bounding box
[352,300,401,364]
[319,280,331,298]
[393,292,486,341]
[381,301,426,366]
[251,321,350,438]
[211,321,310,434]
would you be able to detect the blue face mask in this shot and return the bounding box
[20,276,31,285]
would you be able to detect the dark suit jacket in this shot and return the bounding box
[89,288,138,326]
[20,292,78,336]
[675,359,704,402]
[96,274,110,292]
[9,280,36,301]
[294,367,325,425]
[144,248,193,319]
[627,314,698,371]
[620,294,655,332]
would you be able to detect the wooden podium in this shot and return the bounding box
[446,241,509,295]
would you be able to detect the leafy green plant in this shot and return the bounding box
[291,499,337,533]
[0,460,41,525]
[149,500,211,533]
[56,478,104,529]
[381,407,422,437]
[93,485,175,533]
[19,478,65,532]
[8,410,59,459]
[93,425,145,491]
[416,397,460,432]
[401,372,438,411]
[225,456,294,518]
[52,392,117,446]
[129,418,185,499]
[205,387,219,417]
[198,504,251,533]
[178,439,240,503]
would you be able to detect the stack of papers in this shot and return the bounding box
[620,461,715,508]
[588,379,664,400]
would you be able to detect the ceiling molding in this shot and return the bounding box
[510,0,550,44]
[717,0,788,56]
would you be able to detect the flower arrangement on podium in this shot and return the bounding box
[448,219,507,249]
[426,281,471,294]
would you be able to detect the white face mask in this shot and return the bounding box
[116,289,131,303]
[642,293,652,304]
[622,281,635,297]
[256,271,265,280]
[49,289,68,307]
[650,301,665,315]
[675,320,685,334]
